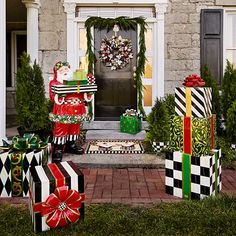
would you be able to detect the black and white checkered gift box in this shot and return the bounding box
[165,150,222,200]
[0,146,50,197]
[175,87,212,118]
[29,161,85,233]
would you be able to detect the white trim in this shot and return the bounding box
[22,0,40,63]
[224,8,236,71]
[64,0,167,6]
[0,0,6,139]
[63,0,168,117]
[10,31,27,88]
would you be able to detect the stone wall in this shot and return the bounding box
[37,0,228,97]
[164,0,220,94]
[38,0,67,97]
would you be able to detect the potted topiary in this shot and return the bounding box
[16,52,51,140]
[146,97,170,153]
[226,101,236,150]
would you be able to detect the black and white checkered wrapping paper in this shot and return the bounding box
[151,141,168,153]
[165,150,222,200]
[51,84,97,94]
[175,87,212,118]
[0,148,49,197]
[29,161,84,233]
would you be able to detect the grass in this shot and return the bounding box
[0,195,236,235]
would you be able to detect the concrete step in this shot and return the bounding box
[83,121,148,130]
[63,153,165,169]
[86,129,146,140]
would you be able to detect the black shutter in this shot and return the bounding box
[200,9,223,85]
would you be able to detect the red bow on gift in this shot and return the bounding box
[36,186,84,228]
[183,74,205,87]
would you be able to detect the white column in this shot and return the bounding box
[155,2,168,98]
[63,2,77,71]
[23,0,40,63]
[0,0,6,139]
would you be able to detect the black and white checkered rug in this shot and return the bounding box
[85,140,144,154]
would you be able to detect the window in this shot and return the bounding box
[6,31,26,88]
[225,11,236,68]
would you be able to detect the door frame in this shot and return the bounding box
[8,30,26,90]
[63,1,168,119]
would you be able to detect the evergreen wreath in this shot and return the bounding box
[99,35,133,71]
[85,16,147,116]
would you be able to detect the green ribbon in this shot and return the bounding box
[182,153,191,199]
[214,150,219,194]
[0,133,48,151]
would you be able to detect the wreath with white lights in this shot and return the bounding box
[99,35,133,71]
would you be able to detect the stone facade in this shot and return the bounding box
[38,0,67,97]
[6,0,232,115]
[37,0,225,96]
[164,0,219,94]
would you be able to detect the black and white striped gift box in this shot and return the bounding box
[29,161,84,233]
[51,84,97,94]
[175,87,212,118]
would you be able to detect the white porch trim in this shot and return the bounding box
[22,0,40,63]
[0,0,6,139]
[63,0,168,113]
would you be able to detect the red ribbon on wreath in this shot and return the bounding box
[34,186,85,228]
[183,74,205,87]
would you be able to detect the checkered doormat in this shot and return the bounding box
[85,140,144,154]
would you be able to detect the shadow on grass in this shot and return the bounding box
[0,194,236,235]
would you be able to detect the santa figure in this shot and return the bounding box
[49,61,86,163]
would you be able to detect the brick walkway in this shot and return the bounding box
[0,168,235,205]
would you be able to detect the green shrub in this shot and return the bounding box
[226,101,236,144]
[164,93,175,116]
[146,97,170,142]
[16,52,50,133]
[201,65,221,135]
[221,60,236,118]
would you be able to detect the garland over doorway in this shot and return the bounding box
[85,16,147,116]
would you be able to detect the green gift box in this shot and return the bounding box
[63,79,88,85]
[73,69,87,80]
[120,115,141,134]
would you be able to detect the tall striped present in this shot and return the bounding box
[29,161,85,233]
[165,150,222,200]
[175,87,212,118]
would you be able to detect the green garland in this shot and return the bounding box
[85,16,147,116]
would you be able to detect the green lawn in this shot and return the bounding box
[0,195,236,236]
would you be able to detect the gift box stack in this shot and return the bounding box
[29,161,85,233]
[0,134,50,197]
[120,109,142,134]
[165,75,222,200]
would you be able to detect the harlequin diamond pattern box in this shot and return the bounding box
[0,147,49,197]
[29,161,85,233]
[165,150,221,200]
